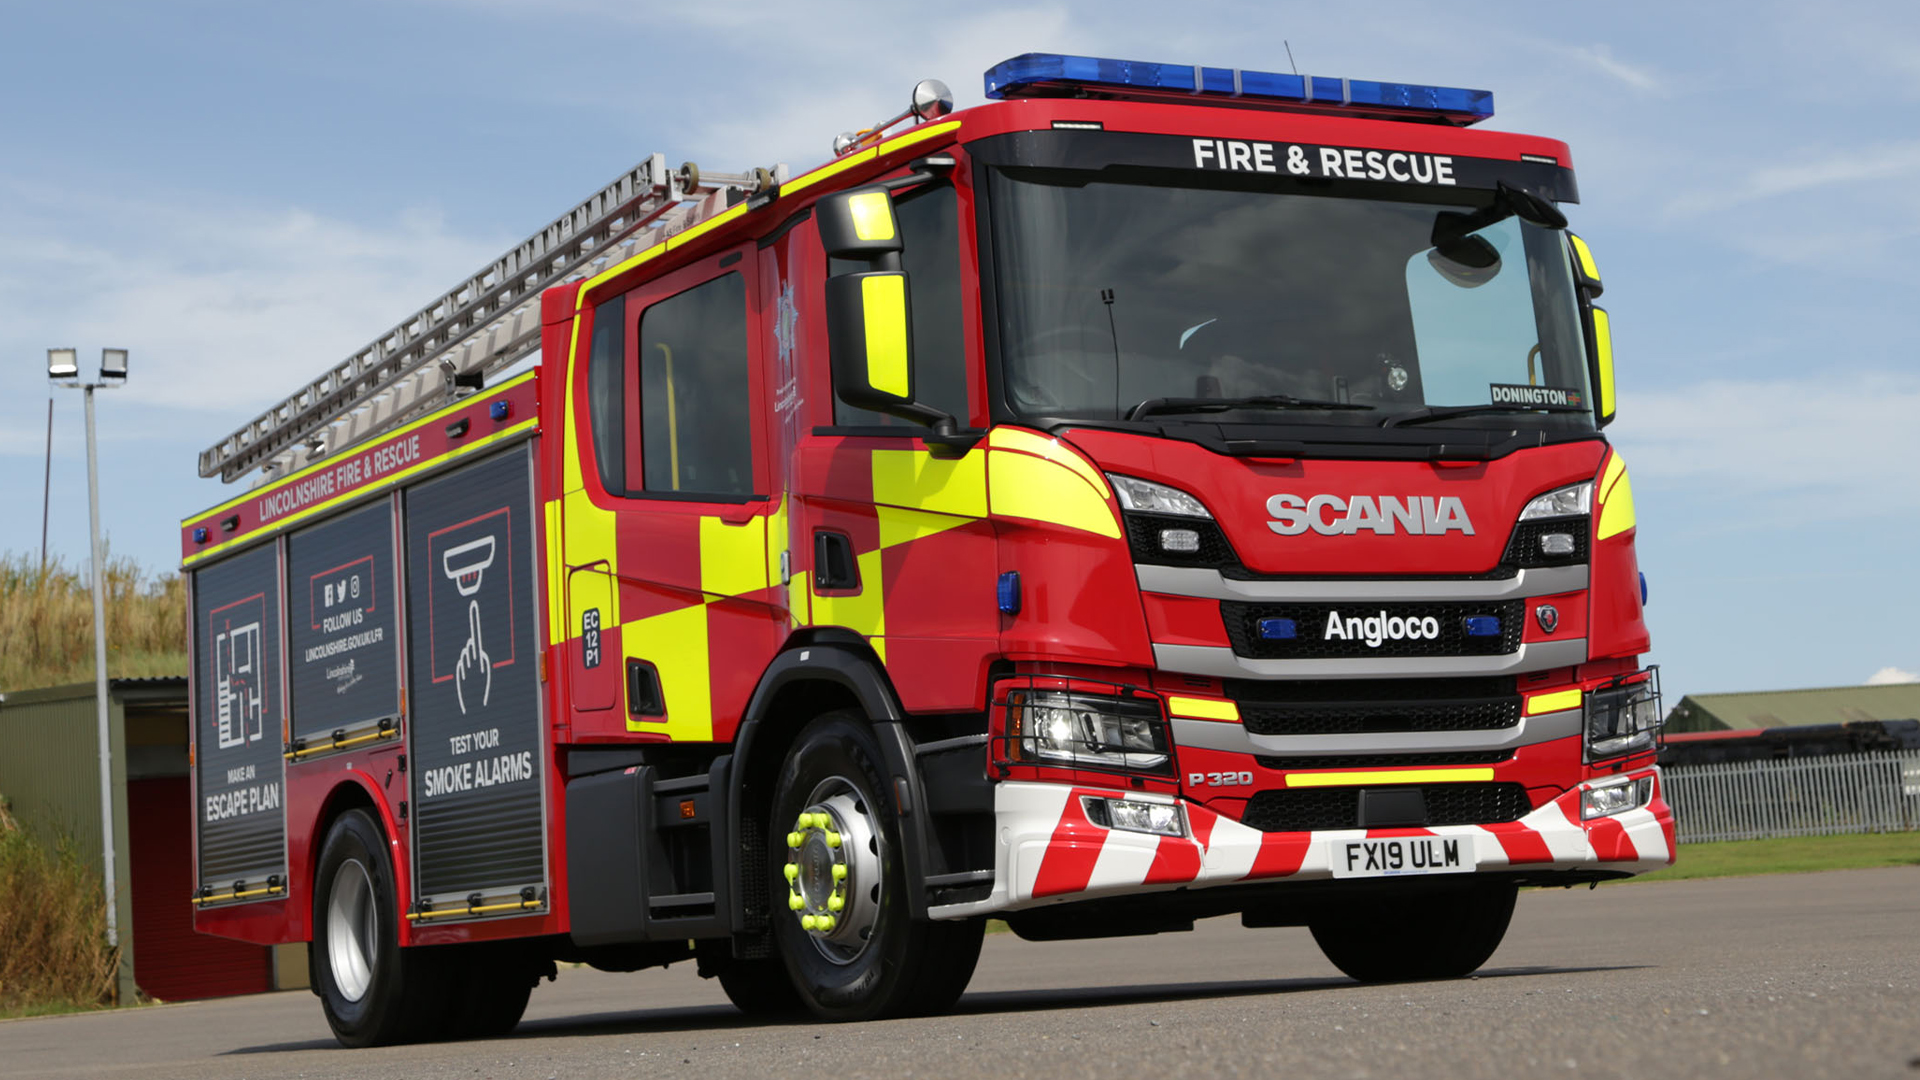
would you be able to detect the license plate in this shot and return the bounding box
[1329,836,1476,878]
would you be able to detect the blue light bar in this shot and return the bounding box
[1258,618,1298,641]
[1463,616,1502,638]
[983,53,1493,125]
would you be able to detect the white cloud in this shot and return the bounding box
[1560,43,1662,93]
[0,186,506,426]
[1867,666,1919,685]
[1609,372,1920,508]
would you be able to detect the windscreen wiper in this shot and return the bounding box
[1382,402,1588,428]
[1128,395,1377,421]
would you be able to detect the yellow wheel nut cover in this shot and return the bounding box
[789,893,806,911]
[787,832,803,848]
[818,915,835,932]
[827,895,844,912]
[784,863,799,882]
[800,914,816,930]
[831,864,847,881]
[825,831,842,848]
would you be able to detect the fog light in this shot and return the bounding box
[1541,532,1575,556]
[1082,796,1186,837]
[1581,776,1653,820]
[1160,528,1200,553]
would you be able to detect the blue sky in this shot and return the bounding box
[3,0,1917,703]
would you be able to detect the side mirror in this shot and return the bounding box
[826,271,923,416]
[818,189,904,261]
[1568,232,1615,426]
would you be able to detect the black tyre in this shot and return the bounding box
[439,943,537,1040]
[768,711,985,1021]
[1309,879,1518,983]
[710,955,805,1017]
[311,809,452,1046]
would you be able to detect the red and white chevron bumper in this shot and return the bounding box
[926,768,1673,919]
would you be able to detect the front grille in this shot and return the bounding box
[1241,783,1532,832]
[1254,749,1514,771]
[1502,516,1589,569]
[1229,677,1521,736]
[1124,512,1240,569]
[1221,600,1524,660]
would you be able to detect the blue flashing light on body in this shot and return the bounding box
[490,399,512,422]
[1463,616,1502,638]
[997,571,1022,615]
[193,526,209,544]
[1257,617,1297,641]
[983,53,1493,125]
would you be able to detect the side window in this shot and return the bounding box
[832,184,967,426]
[587,292,626,494]
[638,272,755,496]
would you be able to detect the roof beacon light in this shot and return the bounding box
[984,53,1493,126]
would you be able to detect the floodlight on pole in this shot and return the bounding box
[46,347,128,953]
[48,348,79,380]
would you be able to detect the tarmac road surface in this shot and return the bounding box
[4,866,1917,1080]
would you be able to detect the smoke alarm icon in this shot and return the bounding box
[442,536,496,597]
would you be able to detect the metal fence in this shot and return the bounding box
[1662,750,1920,844]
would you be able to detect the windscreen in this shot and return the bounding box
[987,167,1591,430]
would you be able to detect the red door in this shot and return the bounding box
[128,778,273,1000]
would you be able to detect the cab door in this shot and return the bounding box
[563,243,783,743]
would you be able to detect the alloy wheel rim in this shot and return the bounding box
[326,858,377,1002]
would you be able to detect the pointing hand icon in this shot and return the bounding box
[455,598,492,714]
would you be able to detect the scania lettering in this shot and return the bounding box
[182,52,1668,1047]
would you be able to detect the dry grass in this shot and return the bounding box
[0,800,120,1015]
[0,550,186,693]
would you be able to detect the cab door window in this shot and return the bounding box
[636,272,755,496]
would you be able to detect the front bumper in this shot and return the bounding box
[926,768,1673,919]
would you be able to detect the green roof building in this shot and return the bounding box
[1665,683,1920,734]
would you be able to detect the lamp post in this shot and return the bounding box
[48,347,127,950]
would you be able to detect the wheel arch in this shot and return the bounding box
[728,631,935,941]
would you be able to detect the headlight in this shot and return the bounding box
[1519,481,1591,520]
[1585,670,1662,760]
[1581,775,1654,820]
[1107,474,1212,519]
[1008,690,1171,773]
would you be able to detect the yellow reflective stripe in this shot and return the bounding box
[699,513,770,598]
[665,202,749,253]
[1166,696,1239,721]
[1525,688,1584,716]
[622,602,713,741]
[871,448,988,517]
[764,494,789,594]
[544,499,566,646]
[563,489,618,576]
[1592,306,1615,419]
[988,450,1121,538]
[566,564,616,654]
[847,191,895,241]
[561,310,589,493]
[860,275,910,397]
[985,427,1110,498]
[876,504,969,549]
[782,147,879,196]
[1286,767,1496,788]
[580,237,670,296]
[1570,232,1601,283]
[1596,466,1636,540]
[182,416,538,568]
[1599,451,1627,503]
[877,119,962,157]
[183,370,541,527]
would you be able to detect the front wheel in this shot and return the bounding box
[1309,879,1517,983]
[768,712,983,1021]
[311,809,451,1046]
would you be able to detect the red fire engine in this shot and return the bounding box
[181,53,1671,1046]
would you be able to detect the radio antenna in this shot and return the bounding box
[1285,41,1300,76]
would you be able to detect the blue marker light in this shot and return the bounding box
[1258,618,1297,640]
[983,53,1493,125]
[1463,616,1502,638]
[193,526,209,544]
[997,571,1022,615]
[490,400,512,422]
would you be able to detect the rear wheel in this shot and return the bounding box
[1309,880,1518,983]
[311,809,452,1046]
[768,711,984,1020]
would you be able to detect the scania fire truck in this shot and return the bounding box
[182,53,1670,1046]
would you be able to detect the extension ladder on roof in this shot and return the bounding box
[199,154,785,485]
